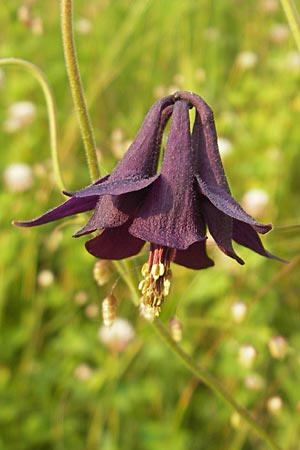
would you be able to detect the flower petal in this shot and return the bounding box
[130,100,206,249]
[74,190,147,237]
[232,220,288,263]
[172,240,214,269]
[197,176,272,234]
[200,196,245,264]
[176,91,230,190]
[85,221,145,260]
[13,195,98,228]
[70,174,159,198]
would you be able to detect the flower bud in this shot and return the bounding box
[169,316,183,342]
[93,260,111,286]
[102,294,117,327]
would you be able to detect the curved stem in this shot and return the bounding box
[114,261,282,450]
[60,0,100,181]
[280,0,300,51]
[0,57,65,192]
[152,320,282,450]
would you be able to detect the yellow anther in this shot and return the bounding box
[141,263,149,277]
[150,262,165,280]
[163,278,171,296]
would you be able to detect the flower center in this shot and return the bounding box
[138,244,173,319]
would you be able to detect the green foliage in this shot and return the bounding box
[1,1,300,449]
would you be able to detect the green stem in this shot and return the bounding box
[0,57,65,192]
[113,260,281,450]
[60,0,100,181]
[152,320,282,450]
[280,0,300,51]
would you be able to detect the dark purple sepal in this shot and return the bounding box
[232,221,288,263]
[200,197,245,265]
[196,175,272,234]
[172,240,215,269]
[130,100,206,250]
[13,195,99,228]
[85,221,145,260]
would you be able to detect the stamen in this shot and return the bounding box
[139,244,174,319]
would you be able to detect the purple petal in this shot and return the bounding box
[130,100,206,249]
[13,195,98,228]
[172,240,214,269]
[74,190,147,236]
[232,220,288,263]
[105,95,174,181]
[71,174,160,198]
[197,176,272,234]
[176,91,230,190]
[201,197,244,265]
[85,221,145,260]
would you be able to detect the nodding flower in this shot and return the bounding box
[14,91,285,317]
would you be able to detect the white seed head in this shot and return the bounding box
[286,51,300,71]
[245,373,265,391]
[242,188,269,217]
[85,303,100,319]
[267,396,283,415]
[238,345,257,368]
[3,163,33,192]
[231,301,248,323]
[37,269,54,288]
[268,336,288,359]
[74,290,89,306]
[4,101,36,132]
[217,137,233,157]
[269,23,289,44]
[98,318,135,352]
[74,363,93,381]
[236,50,258,69]
[75,17,92,34]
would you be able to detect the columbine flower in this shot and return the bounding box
[14,91,284,317]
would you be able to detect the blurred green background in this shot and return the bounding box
[1,1,300,449]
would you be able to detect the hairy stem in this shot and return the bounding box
[0,57,65,192]
[60,0,100,181]
[280,0,300,51]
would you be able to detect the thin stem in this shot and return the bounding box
[112,260,281,450]
[280,0,300,51]
[152,319,282,450]
[60,0,100,181]
[0,58,65,192]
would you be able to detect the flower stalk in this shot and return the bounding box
[60,0,100,181]
[280,0,300,51]
[0,57,65,192]
[152,319,282,450]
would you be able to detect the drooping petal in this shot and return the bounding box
[105,95,174,181]
[130,100,206,249]
[232,220,287,263]
[176,91,230,190]
[85,221,145,260]
[172,240,214,269]
[74,189,147,236]
[69,174,160,198]
[197,175,272,234]
[200,196,245,265]
[13,195,98,228]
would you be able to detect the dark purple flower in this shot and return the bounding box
[14,91,285,317]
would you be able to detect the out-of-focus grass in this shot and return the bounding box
[1,1,300,449]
